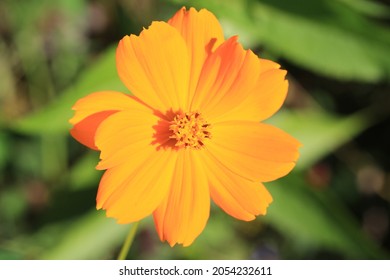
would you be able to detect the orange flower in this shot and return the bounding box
[69,7,301,246]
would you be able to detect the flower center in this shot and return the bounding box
[169,111,211,149]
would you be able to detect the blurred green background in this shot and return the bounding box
[1,0,390,260]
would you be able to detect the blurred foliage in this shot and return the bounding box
[1,0,390,260]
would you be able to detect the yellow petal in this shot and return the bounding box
[116,21,190,112]
[153,149,210,246]
[69,91,138,124]
[94,109,158,170]
[97,149,177,223]
[213,68,288,122]
[96,153,152,210]
[208,121,301,182]
[259,58,281,74]
[69,91,145,150]
[190,36,260,120]
[168,7,224,103]
[70,111,116,150]
[200,150,273,221]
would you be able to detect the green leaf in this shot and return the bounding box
[0,132,10,169]
[11,46,125,135]
[337,0,390,19]
[254,0,390,82]
[41,211,129,259]
[0,188,27,224]
[268,109,370,169]
[67,152,101,190]
[0,249,22,260]
[265,174,388,259]
[264,108,386,258]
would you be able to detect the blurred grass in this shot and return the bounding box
[1,0,390,260]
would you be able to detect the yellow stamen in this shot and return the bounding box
[169,111,211,149]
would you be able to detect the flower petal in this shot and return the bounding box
[168,7,224,102]
[97,149,177,223]
[208,121,301,182]
[69,91,140,124]
[190,36,260,119]
[213,67,288,123]
[200,150,273,221]
[153,149,210,246]
[259,58,281,74]
[116,21,190,112]
[94,109,158,170]
[69,91,145,150]
[70,111,116,150]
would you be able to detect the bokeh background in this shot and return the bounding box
[1,0,390,260]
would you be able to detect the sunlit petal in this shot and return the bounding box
[200,150,273,221]
[191,37,260,118]
[169,7,224,104]
[94,109,158,170]
[97,149,177,223]
[116,21,190,111]
[208,121,301,182]
[153,149,210,246]
[69,91,147,149]
[213,68,288,122]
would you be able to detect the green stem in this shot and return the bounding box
[117,221,139,260]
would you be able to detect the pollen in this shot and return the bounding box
[169,111,212,149]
